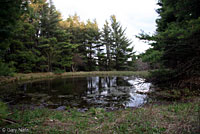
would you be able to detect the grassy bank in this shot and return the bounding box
[1,97,199,134]
[0,71,149,85]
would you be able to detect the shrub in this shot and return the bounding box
[53,68,65,74]
[0,62,15,76]
[149,69,175,87]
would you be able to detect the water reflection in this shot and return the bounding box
[0,76,152,110]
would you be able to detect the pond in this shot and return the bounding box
[0,76,153,111]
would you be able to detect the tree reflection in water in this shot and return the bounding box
[0,76,152,110]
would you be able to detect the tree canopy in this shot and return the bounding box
[0,0,135,75]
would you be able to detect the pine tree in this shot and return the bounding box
[84,19,101,71]
[0,0,22,53]
[138,0,200,89]
[60,15,101,71]
[6,20,40,73]
[110,15,133,70]
[0,0,136,74]
[101,20,112,70]
[0,0,32,75]
[38,0,66,72]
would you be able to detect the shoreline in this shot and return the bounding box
[0,71,149,85]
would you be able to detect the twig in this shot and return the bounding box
[1,118,18,124]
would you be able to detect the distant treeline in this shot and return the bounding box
[0,0,136,75]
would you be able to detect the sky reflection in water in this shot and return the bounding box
[1,76,152,110]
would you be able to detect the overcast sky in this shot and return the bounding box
[53,0,159,54]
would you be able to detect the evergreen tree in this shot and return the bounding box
[0,0,136,74]
[7,20,40,73]
[38,0,67,72]
[101,20,112,70]
[0,0,24,75]
[110,15,133,70]
[84,19,101,71]
[59,14,87,71]
[60,15,101,71]
[138,48,162,69]
[0,0,22,54]
[138,0,200,89]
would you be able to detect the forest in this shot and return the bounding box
[1,0,199,90]
[0,0,134,75]
[0,0,199,133]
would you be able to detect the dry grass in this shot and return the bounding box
[2,97,199,134]
[0,71,149,85]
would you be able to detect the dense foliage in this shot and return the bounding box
[0,0,134,75]
[138,0,200,89]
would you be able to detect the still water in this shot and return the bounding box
[0,76,153,110]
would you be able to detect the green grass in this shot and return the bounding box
[1,97,199,134]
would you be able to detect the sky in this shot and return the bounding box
[53,0,159,54]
